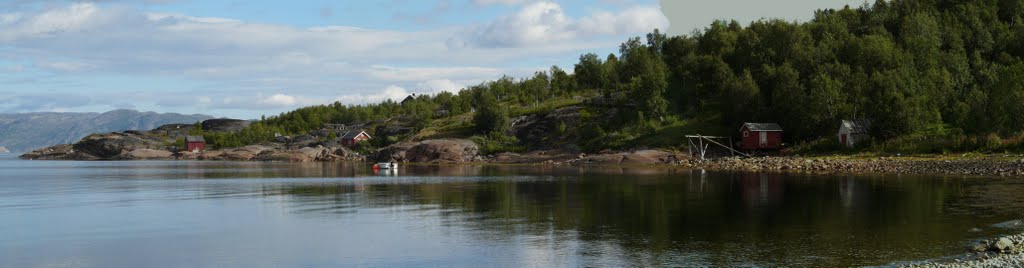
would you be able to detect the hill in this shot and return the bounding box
[0,109,213,152]
[22,0,1024,159]
[201,0,1024,156]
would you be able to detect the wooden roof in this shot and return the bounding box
[841,119,872,134]
[341,131,371,140]
[742,123,783,132]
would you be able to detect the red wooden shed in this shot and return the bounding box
[739,123,783,150]
[340,131,371,146]
[185,135,206,152]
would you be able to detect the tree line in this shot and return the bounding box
[208,0,1024,152]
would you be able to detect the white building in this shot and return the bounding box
[838,119,872,147]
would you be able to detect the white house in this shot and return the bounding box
[838,119,872,147]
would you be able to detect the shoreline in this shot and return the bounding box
[19,146,1024,177]
[902,233,1024,267]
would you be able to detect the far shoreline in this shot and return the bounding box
[18,148,1024,178]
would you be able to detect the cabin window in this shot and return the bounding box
[743,131,749,137]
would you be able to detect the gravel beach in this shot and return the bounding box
[676,156,1024,177]
[902,233,1024,268]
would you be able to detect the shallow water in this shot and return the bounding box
[1,155,1022,267]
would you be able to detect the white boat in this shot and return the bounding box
[375,162,398,169]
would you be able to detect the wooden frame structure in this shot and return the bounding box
[685,134,750,160]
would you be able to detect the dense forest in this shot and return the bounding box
[204,0,1024,154]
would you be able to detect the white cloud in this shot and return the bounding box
[36,61,94,72]
[334,85,411,105]
[0,3,105,42]
[0,1,669,117]
[258,93,319,107]
[471,0,535,6]
[463,1,668,47]
[416,79,466,94]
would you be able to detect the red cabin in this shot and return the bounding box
[739,123,783,150]
[340,131,371,146]
[186,135,206,152]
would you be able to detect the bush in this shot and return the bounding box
[982,133,1003,152]
[471,133,525,155]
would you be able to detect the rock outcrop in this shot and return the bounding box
[509,106,582,149]
[72,132,168,159]
[19,144,92,160]
[116,149,175,160]
[20,118,251,161]
[370,139,480,163]
[201,119,251,132]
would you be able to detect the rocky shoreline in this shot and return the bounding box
[674,156,1024,177]
[902,233,1024,268]
[21,136,1024,177]
[17,119,1024,177]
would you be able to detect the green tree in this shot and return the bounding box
[472,89,508,135]
[574,53,605,91]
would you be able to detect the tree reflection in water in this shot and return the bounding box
[256,164,1023,266]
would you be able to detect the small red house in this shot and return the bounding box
[186,135,206,152]
[340,131,371,146]
[739,123,783,150]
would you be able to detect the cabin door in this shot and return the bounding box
[759,132,767,147]
[840,134,848,146]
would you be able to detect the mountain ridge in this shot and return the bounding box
[0,109,214,152]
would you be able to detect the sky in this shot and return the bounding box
[0,0,864,119]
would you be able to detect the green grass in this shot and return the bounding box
[621,114,731,151]
[785,125,1024,156]
[508,95,587,117]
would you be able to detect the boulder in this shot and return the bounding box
[221,145,273,161]
[201,119,250,133]
[996,237,1015,252]
[198,150,226,160]
[117,149,174,160]
[0,146,9,153]
[621,150,681,165]
[332,146,354,157]
[370,139,479,163]
[509,105,582,149]
[369,142,417,163]
[256,146,319,161]
[287,135,318,148]
[176,151,200,160]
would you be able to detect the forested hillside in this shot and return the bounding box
[208,0,1024,154]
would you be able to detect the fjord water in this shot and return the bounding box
[2,155,1023,267]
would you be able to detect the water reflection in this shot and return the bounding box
[260,167,1016,266]
[1,159,1021,267]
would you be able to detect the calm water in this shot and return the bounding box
[1,155,1023,267]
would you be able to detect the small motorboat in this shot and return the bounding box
[373,162,398,170]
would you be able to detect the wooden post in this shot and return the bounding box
[698,135,705,160]
[687,138,694,156]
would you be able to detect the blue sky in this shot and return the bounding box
[0,0,862,119]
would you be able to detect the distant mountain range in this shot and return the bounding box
[0,109,214,152]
